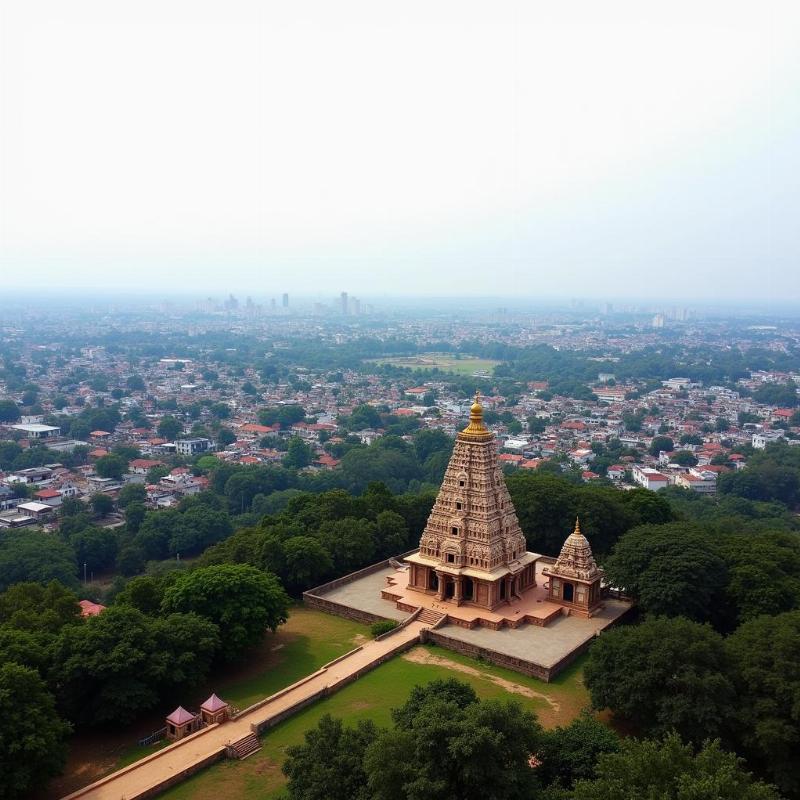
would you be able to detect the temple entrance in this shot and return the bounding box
[445,579,455,599]
[463,577,474,601]
[500,578,507,600]
[429,571,439,592]
[563,582,574,602]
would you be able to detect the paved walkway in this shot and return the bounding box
[63,620,426,800]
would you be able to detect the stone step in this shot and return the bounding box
[418,609,446,626]
[230,732,261,760]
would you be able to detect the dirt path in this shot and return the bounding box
[402,649,560,710]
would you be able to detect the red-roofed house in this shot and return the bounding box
[79,600,106,617]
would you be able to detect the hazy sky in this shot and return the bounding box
[1,1,798,300]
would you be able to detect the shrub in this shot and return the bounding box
[370,619,398,638]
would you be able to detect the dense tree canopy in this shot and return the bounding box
[161,564,289,660]
[52,605,219,725]
[584,616,735,743]
[603,523,728,623]
[726,611,800,795]
[364,679,542,800]
[571,734,781,800]
[0,531,78,593]
[0,663,72,800]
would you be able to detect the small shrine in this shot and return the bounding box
[542,518,603,617]
[165,706,202,741]
[200,693,230,725]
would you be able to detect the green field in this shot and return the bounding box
[160,644,590,800]
[368,352,501,376]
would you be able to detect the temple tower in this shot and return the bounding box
[406,393,538,609]
[542,518,603,617]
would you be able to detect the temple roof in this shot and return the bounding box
[166,706,196,725]
[549,518,601,582]
[200,693,229,712]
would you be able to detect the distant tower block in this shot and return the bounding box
[405,392,538,610]
[282,293,289,308]
[542,518,603,617]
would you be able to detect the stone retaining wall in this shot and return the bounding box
[422,628,553,681]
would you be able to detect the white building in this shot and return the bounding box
[632,465,670,491]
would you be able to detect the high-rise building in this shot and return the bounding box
[282,293,289,308]
[340,292,349,315]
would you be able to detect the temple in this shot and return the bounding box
[405,392,538,609]
[306,391,633,681]
[542,518,603,617]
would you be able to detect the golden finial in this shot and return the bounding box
[573,516,582,536]
[461,390,489,437]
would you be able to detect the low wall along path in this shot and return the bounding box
[62,619,427,800]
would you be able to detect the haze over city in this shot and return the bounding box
[1,0,798,300]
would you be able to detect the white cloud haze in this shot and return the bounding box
[0,0,798,300]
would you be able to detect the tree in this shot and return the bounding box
[69,525,118,573]
[126,374,145,391]
[0,663,71,799]
[161,564,289,660]
[535,713,619,789]
[572,733,781,800]
[283,436,313,469]
[649,435,674,456]
[0,531,77,593]
[317,518,376,573]
[216,426,236,447]
[726,610,800,795]
[95,453,127,481]
[117,482,147,508]
[114,575,166,615]
[365,679,542,800]
[283,714,378,800]
[52,605,218,725]
[672,449,699,466]
[157,415,182,440]
[584,616,735,743]
[0,399,21,422]
[603,523,727,623]
[753,382,799,408]
[0,580,81,635]
[282,536,333,595]
[258,404,306,428]
[90,492,115,516]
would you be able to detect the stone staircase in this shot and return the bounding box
[418,608,446,627]
[229,732,261,760]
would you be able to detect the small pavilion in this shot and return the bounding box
[542,518,603,617]
[199,693,230,725]
[165,706,201,741]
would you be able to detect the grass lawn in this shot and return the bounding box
[44,607,370,799]
[160,644,591,800]
[368,353,501,376]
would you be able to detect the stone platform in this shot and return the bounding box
[381,561,565,630]
[305,552,634,682]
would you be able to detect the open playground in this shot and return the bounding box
[368,352,501,376]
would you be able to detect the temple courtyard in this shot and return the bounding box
[307,559,632,680]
